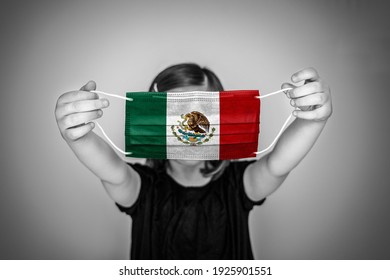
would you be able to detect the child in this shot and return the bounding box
[54,63,332,259]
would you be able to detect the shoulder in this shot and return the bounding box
[222,160,256,188]
[220,160,265,209]
[226,160,256,178]
[129,162,172,192]
[128,162,157,178]
[116,162,164,216]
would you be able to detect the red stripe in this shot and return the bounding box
[219,90,260,160]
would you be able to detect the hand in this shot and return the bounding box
[282,67,332,121]
[54,81,109,142]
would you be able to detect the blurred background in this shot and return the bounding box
[0,0,389,259]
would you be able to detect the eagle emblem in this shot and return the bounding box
[171,111,216,145]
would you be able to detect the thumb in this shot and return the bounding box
[80,80,97,91]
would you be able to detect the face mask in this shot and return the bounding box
[92,88,293,160]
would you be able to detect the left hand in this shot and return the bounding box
[282,67,332,121]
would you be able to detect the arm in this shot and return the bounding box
[55,81,140,207]
[244,68,332,201]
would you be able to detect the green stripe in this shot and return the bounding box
[125,92,167,158]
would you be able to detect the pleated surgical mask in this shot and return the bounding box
[92,88,293,160]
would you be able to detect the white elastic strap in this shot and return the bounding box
[254,113,294,155]
[257,88,292,99]
[254,87,294,155]
[95,122,132,155]
[92,90,132,155]
[91,90,133,102]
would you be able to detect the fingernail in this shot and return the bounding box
[293,111,297,116]
[98,110,103,116]
[102,99,109,107]
[292,75,298,83]
[290,99,295,106]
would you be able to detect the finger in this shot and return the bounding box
[64,122,95,141]
[57,90,99,105]
[293,105,330,121]
[57,98,109,117]
[291,67,319,83]
[290,81,325,99]
[60,110,103,129]
[281,83,296,98]
[291,92,328,108]
[80,80,97,91]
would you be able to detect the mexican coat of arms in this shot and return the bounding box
[171,111,216,145]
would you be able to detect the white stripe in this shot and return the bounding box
[166,92,220,160]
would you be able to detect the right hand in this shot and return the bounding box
[55,80,109,142]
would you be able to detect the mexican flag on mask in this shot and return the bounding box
[125,90,261,160]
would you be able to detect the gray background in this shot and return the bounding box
[1,0,389,259]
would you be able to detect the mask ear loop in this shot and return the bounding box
[90,88,294,157]
[91,90,132,155]
[254,88,294,155]
[92,90,133,102]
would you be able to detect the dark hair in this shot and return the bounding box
[146,63,229,180]
[148,63,224,92]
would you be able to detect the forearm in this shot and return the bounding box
[267,118,327,176]
[244,68,332,201]
[67,131,128,184]
[55,82,141,207]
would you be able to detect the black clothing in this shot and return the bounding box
[116,161,265,259]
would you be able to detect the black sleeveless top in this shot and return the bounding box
[116,161,266,259]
